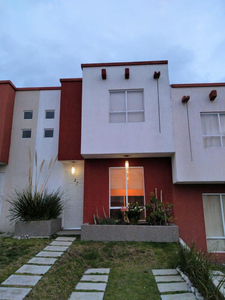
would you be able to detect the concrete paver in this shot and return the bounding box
[50,241,72,246]
[44,245,68,251]
[155,275,184,282]
[2,275,42,286]
[84,268,110,274]
[16,264,51,275]
[80,275,108,282]
[152,269,178,276]
[75,282,107,292]
[0,287,32,300]
[161,293,197,300]
[36,251,63,257]
[27,257,57,265]
[56,237,76,242]
[69,292,104,300]
[157,282,189,293]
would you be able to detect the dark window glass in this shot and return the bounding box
[44,129,54,138]
[24,111,33,119]
[45,111,55,119]
[22,130,31,138]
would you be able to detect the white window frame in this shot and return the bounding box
[201,112,225,148]
[109,166,146,216]
[45,110,55,119]
[109,89,145,123]
[203,193,225,252]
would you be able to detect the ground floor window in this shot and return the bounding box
[203,194,225,252]
[109,167,145,220]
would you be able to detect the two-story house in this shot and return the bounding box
[0,60,224,258]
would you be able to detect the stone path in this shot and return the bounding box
[0,237,76,300]
[68,268,110,300]
[152,269,197,300]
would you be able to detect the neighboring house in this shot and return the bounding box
[0,60,224,259]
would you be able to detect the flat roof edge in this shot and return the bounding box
[60,78,82,82]
[81,60,168,69]
[171,83,225,88]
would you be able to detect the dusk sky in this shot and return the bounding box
[1,0,225,87]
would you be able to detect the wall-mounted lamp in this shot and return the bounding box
[71,161,75,175]
[125,160,129,170]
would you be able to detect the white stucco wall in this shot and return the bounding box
[81,64,174,158]
[35,90,64,192]
[171,86,225,183]
[0,89,72,232]
[0,91,40,231]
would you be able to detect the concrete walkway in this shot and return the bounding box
[152,269,198,300]
[68,268,110,300]
[0,237,76,300]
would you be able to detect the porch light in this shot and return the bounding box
[125,160,129,170]
[71,162,75,175]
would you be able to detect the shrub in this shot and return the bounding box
[125,202,143,225]
[145,192,174,225]
[8,188,64,223]
[97,216,117,225]
[178,243,225,300]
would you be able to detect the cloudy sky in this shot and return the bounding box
[1,0,225,87]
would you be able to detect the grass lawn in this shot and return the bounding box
[0,237,179,300]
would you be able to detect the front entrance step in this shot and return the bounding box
[57,230,81,236]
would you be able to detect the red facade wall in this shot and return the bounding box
[83,157,174,223]
[173,184,225,253]
[83,157,225,260]
[58,79,83,160]
[0,82,16,164]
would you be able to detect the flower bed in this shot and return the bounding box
[81,223,179,242]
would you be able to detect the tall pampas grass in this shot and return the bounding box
[7,150,64,223]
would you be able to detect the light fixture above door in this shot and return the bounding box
[71,161,75,175]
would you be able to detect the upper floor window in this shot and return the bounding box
[22,129,31,138]
[24,111,33,119]
[44,129,54,138]
[109,90,144,123]
[45,110,55,119]
[201,112,225,148]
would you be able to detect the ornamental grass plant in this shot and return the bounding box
[178,243,225,300]
[7,150,64,223]
[8,188,64,223]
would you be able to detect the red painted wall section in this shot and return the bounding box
[0,82,16,164]
[173,184,225,253]
[58,79,83,160]
[83,157,174,224]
